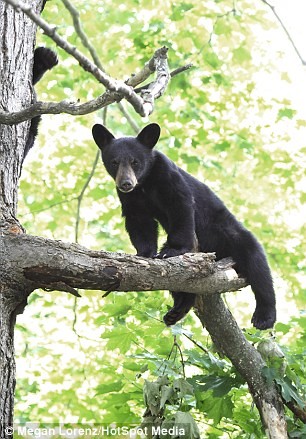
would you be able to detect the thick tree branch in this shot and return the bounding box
[1,233,247,296]
[196,296,287,438]
[0,95,116,123]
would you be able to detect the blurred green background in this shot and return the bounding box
[15,0,305,436]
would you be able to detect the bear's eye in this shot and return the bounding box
[131,159,139,167]
[111,159,119,167]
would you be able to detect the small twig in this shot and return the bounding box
[75,149,101,243]
[134,63,193,94]
[183,333,210,355]
[61,0,140,133]
[73,109,106,334]
[208,8,237,45]
[75,106,106,243]
[19,196,78,217]
[284,399,306,424]
[75,149,100,243]
[174,336,186,379]
[61,0,105,72]
[261,0,306,66]
[170,63,194,77]
[117,103,140,133]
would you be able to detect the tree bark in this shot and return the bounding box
[0,0,42,434]
[0,233,247,296]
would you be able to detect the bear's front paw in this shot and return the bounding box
[137,249,156,258]
[251,306,276,330]
[157,247,188,259]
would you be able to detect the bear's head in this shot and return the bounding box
[92,123,160,193]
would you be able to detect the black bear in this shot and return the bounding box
[92,123,276,330]
[24,47,58,159]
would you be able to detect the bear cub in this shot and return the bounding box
[92,123,276,330]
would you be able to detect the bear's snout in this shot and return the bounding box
[118,179,135,193]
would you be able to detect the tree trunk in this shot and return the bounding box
[0,0,41,433]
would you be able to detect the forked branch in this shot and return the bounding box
[0,0,191,123]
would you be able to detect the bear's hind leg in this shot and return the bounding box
[163,292,196,326]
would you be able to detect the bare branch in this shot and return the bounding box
[0,0,192,123]
[284,400,306,424]
[0,61,193,125]
[170,63,194,77]
[134,63,193,94]
[140,47,171,116]
[60,0,140,132]
[125,47,169,89]
[2,0,161,117]
[61,0,105,72]
[0,63,192,126]
[0,95,113,124]
[261,0,306,66]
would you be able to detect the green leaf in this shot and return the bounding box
[173,412,200,439]
[170,3,193,21]
[277,108,296,120]
[95,381,124,395]
[276,378,306,408]
[194,375,239,397]
[214,20,232,36]
[160,385,175,409]
[143,380,162,416]
[100,327,134,353]
[204,52,222,69]
[196,391,234,424]
[233,46,252,63]
[173,378,194,398]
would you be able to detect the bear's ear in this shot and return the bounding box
[92,124,115,150]
[137,123,160,149]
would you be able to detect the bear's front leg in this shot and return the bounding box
[125,214,158,258]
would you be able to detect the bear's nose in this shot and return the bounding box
[120,180,134,192]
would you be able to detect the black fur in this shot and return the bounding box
[92,123,276,330]
[24,47,58,159]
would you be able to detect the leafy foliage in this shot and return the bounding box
[14,0,306,437]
